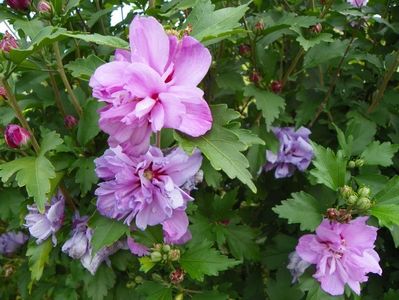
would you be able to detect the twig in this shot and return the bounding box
[48,71,66,118]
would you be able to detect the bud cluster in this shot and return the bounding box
[348,158,364,169]
[325,208,352,223]
[340,185,373,211]
[150,243,180,263]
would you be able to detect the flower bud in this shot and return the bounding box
[356,197,371,210]
[64,115,78,129]
[0,86,7,100]
[37,0,51,13]
[254,20,265,32]
[134,276,143,284]
[355,159,364,167]
[340,185,354,199]
[170,268,185,284]
[238,44,251,56]
[358,186,371,198]
[0,32,18,52]
[270,80,283,93]
[162,244,171,253]
[310,23,322,34]
[150,251,162,262]
[348,160,356,168]
[6,0,31,10]
[326,208,339,220]
[153,243,162,251]
[168,249,180,261]
[4,124,30,149]
[250,70,261,84]
[346,195,358,206]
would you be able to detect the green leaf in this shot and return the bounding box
[295,31,334,51]
[136,282,173,300]
[333,123,352,158]
[0,188,24,221]
[70,157,98,196]
[138,257,156,273]
[77,100,103,146]
[63,32,129,49]
[26,239,52,282]
[355,174,388,196]
[374,176,399,205]
[273,192,327,231]
[0,156,56,212]
[244,85,286,130]
[361,141,399,167]
[211,104,241,126]
[90,214,129,253]
[192,291,228,300]
[180,240,240,281]
[345,114,376,155]
[299,273,344,300]
[309,143,347,191]
[371,204,399,229]
[304,40,351,68]
[202,158,222,188]
[39,130,63,156]
[187,0,249,45]
[266,268,304,300]
[65,55,105,80]
[84,265,116,300]
[263,234,297,270]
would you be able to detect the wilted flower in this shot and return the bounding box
[265,127,313,178]
[0,231,28,255]
[347,0,368,8]
[90,16,212,155]
[250,70,261,84]
[6,0,30,10]
[296,217,382,296]
[37,0,51,13]
[64,115,78,129]
[25,191,65,245]
[270,80,283,93]
[4,124,30,149]
[181,169,203,193]
[287,251,311,283]
[62,213,91,259]
[0,31,18,52]
[127,236,149,257]
[95,146,202,242]
[238,44,251,56]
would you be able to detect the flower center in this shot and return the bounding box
[143,170,154,180]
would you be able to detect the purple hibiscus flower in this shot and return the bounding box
[0,231,28,255]
[296,217,382,296]
[265,127,313,178]
[89,16,213,155]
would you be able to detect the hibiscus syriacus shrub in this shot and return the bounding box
[1,0,399,299]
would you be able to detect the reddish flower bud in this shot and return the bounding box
[250,70,261,84]
[0,86,7,100]
[64,115,78,129]
[325,208,339,221]
[220,219,230,226]
[170,268,185,285]
[310,23,322,34]
[37,0,51,13]
[6,0,31,10]
[0,32,18,52]
[271,80,283,93]
[254,20,265,32]
[4,124,30,148]
[238,44,251,56]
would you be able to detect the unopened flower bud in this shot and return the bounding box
[0,86,7,100]
[37,0,51,13]
[310,23,322,34]
[175,293,184,300]
[340,185,354,199]
[358,186,371,198]
[356,197,371,210]
[153,243,162,251]
[134,276,143,284]
[162,244,171,253]
[326,208,339,220]
[170,268,185,285]
[0,31,18,52]
[168,249,180,261]
[270,80,283,93]
[238,44,251,56]
[250,70,261,84]
[150,251,162,262]
[254,20,265,32]
[6,0,31,10]
[346,195,358,206]
[355,159,364,167]
[64,115,78,129]
[4,124,30,149]
[348,160,356,168]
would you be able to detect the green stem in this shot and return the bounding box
[48,71,66,118]
[53,42,83,117]
[156,132,161,148]
[2,79,40,154]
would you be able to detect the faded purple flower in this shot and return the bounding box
[181,169,203,193]
[127,236,149,257]
[89,16,212,155]
[265,127,313,178]
[6,0,30,10]
[296,217,382,296]
[64,115,78,129]
[0,32,18,52]
[287,251,311,283]
[25,191,65,245]
[0,231,28,255]
[95,146,202,242]
[62,213,91,259]
[37,0,51,13]
[4,124,30,148]
[347,0,368,8]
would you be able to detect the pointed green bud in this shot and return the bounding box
[340,185,354,199]
[347,195,358,206]
[162,245,171,253]
[355,159,364,167]
[358,186,371,198]
[356,197,372,210]
[150,251,162,262]
[348,161,356,168]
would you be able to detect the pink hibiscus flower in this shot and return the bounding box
[90,16,213,155]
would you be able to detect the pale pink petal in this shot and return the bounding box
[134,97,156,118]
[296,234,320,264]
[158,93,184,129]
[171,36,211,86]
[317,272,345,296]
[127,236,149,257]
[129,16,170,75]
[150,102,165,131]
[114,49,131,62]
[124,63,165,98]
[162,210,189,242]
